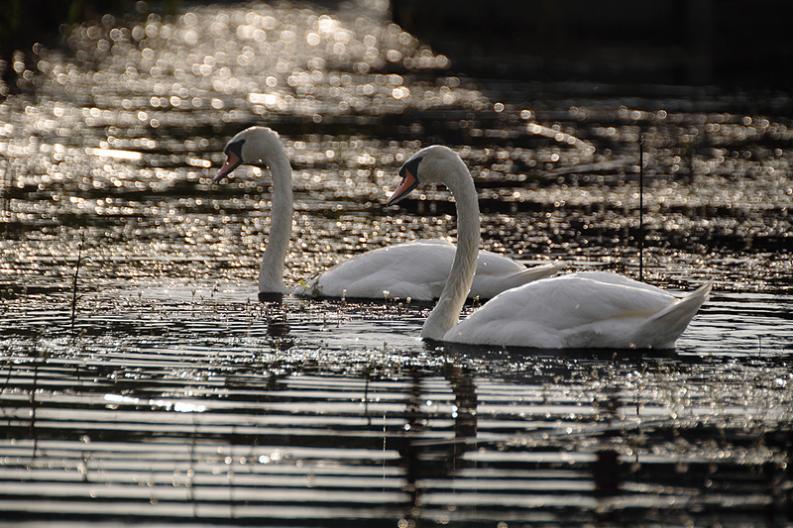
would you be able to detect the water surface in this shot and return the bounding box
[1,0,791,525]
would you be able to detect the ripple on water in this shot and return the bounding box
[1,0,792,525]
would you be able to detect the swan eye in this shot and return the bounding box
[215,138,247,183]
[399,156,423,182]
[224,139,246,162]
[388,156,424,206]
[387,164,420,206]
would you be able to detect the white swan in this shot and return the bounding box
[213,126,557,301]
[387,145,712,349]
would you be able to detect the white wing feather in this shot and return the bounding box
[445,272,707,349]
[299,239,555,301]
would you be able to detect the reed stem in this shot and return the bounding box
[639,135,644,282]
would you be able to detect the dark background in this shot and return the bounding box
[3,0,793,90]
[392,0,793,87]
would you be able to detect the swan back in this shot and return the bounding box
[444,272,709,349]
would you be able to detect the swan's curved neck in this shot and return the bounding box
[259,150,293,294]
[421,163,480,341]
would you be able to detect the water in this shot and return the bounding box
[1,0,792,525]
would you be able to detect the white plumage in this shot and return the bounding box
[388,145,711,349]
[214,126,557,300]
[445,272,712,348]
[299,239,556,301]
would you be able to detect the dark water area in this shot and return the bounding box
[393,0,793,88]
[1,0,792,526]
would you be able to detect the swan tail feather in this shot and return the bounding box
[494,263,558,292]
[635,281,713,348]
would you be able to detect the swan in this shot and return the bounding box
[387,145,712,348]
[213,126,557,301]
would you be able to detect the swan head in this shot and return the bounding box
[387,145,463,206]
[214,126,284,183]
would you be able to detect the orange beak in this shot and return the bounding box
[214,152,242,183]
[387,169,418,206]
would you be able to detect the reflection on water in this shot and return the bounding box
[0,0,792,525]
[1,292,791,525]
